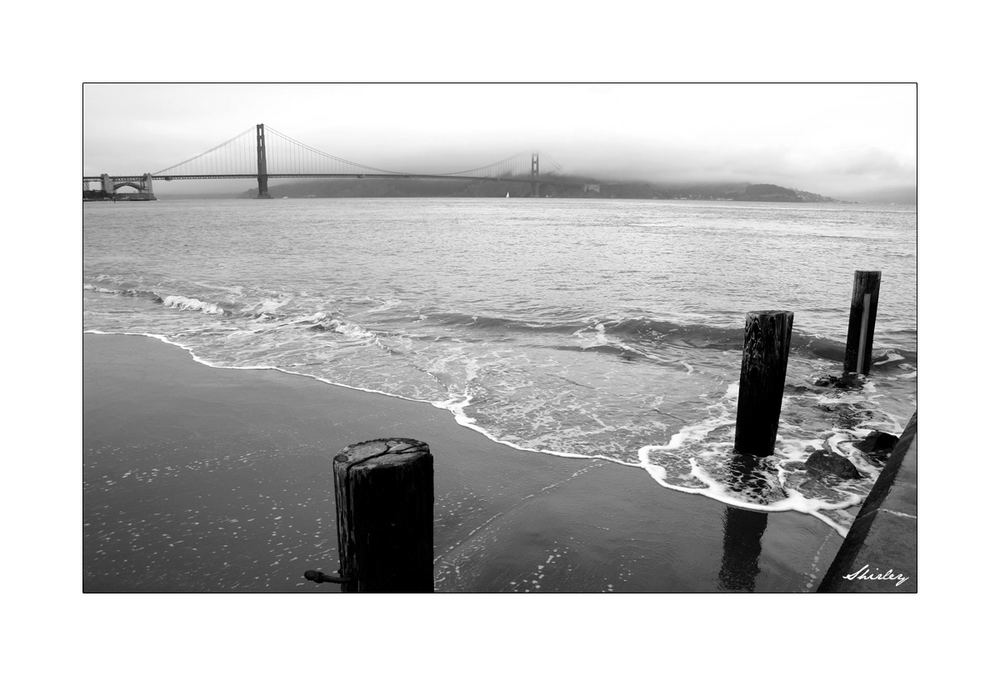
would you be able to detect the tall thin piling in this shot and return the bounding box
[843,271,882,375]
[734,311,794,456]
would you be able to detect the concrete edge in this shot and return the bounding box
[817,410,917,592]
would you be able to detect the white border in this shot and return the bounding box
[6,0,993,672]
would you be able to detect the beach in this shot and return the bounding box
[84,333,843,592]
[83,198,916,537]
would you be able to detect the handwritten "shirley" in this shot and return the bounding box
[842,564,910,587]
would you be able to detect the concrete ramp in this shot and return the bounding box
[819,411,917,592]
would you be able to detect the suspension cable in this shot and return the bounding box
[152,126,256,175]
[150,124,563,178]
[264,125,404,175]
[439,151,529,176]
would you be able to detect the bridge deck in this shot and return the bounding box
[83,173,565,185]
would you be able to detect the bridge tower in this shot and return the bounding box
[256,123,271,198]
[531,152,540,197]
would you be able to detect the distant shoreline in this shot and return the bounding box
[89,178,894,203]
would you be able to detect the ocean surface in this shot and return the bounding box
[84,197,916,534]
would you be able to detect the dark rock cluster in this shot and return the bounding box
[805,448,862,480]
[853,430,899,463]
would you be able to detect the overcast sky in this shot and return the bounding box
[84,83,915,199]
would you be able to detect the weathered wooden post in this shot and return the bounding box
[319,438,434,592]
[843,270,882,376]
[734,311,794,456]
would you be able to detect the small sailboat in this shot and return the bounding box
[505,192,510,198]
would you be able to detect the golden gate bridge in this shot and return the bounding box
[83,124,570,200]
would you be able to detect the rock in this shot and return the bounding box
[816,402,876,429]
[805,449,862,480]
[814,373,864,389]
[853,431,899,461]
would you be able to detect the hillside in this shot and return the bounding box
[248,178,841,202]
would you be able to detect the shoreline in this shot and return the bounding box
[84,329,858,535]
[84,332,843,591]
[85,329,632,466]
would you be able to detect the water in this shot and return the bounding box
[84,197,916,534]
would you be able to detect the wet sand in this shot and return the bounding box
[84,333,841,592]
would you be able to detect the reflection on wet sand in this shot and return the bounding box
[718,456,769,591]
[718,506,768,591]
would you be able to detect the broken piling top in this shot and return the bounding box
[333,438,434,592]
[735,311,794,457]
[334,438,431,471]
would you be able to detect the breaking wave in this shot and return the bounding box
[83,281,916,368]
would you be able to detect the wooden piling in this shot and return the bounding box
[332,438,434,592]
[843,270,881,375]
[734,311,794,456]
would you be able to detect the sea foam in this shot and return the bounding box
[161,295,226,315]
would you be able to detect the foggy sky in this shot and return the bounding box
[83,84,915,200]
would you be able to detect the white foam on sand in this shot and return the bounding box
[636,439,857,537]
[85,330,429,405]
[631,380,870,537]
[432,392,624,463]
[89,330,636,466]
[86,329,867,536]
